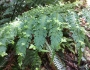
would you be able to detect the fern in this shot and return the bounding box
[66,11,86,65]
[0,2,87,68]
[48,13,63,50]
[82,8,90,23]
[34,15,47,50]
[22,49,41,70]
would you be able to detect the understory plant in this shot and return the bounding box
[0,2,89,69]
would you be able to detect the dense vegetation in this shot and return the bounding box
[0,0,61,25]
[0,0,90,70]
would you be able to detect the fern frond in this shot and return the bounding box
[22,49,41,70]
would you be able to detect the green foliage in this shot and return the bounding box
[0,0,61,25]
[22,49,41,70]
[82,8,90,24]
[0,2,87,69]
